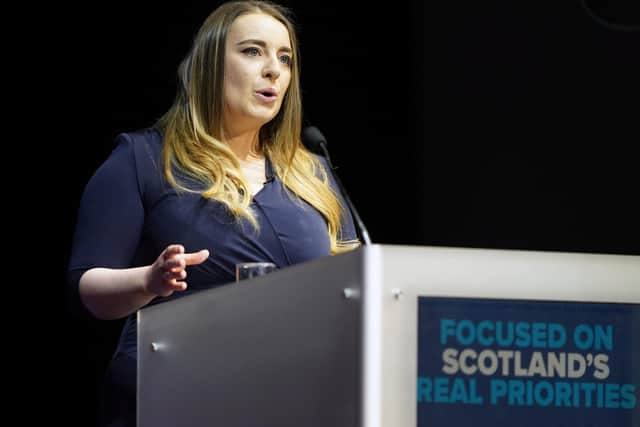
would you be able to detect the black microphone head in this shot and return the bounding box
[301,126,327,155]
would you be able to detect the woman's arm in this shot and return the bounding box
[79,245,209,320]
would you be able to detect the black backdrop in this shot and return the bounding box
[37,1,638,425]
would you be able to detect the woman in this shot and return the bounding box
[67,1,359,425]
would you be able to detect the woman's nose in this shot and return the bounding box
[262,54,281,80]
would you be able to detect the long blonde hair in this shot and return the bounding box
[155,1,359,254]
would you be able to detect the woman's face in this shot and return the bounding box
[222,13,292,135]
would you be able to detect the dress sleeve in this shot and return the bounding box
[66,134,145,317]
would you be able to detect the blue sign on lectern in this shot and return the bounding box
[417,297,639,427]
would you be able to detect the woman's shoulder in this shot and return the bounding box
[103,127,166,195]
[306,152,332,180]
[110,127,164,168]
[114,127,163,154]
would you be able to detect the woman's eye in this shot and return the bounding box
[279,55,291,66]
[243,47,260,56]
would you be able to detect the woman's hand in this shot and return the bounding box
[146,244,210,297]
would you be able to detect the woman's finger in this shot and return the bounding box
[163,270,187,281]
[163,244,184,259]
[173,281,187,291]
[164,257,185,272]
[183,249,210,266]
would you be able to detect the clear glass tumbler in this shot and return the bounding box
[235,262,277,282]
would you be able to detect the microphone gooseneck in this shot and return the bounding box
[302,126,372,245]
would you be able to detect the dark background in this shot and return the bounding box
[32,0,639,425]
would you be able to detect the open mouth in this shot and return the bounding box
[255,89,277,103]
[257,89,277,99]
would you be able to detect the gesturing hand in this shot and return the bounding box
[146,244,210,297]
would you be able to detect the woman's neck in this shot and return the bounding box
[222,128,262,160]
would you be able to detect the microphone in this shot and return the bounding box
[302,126,372,245]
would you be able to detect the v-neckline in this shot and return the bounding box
[250,156,274,202]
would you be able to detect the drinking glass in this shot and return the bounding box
[235,262,277,282]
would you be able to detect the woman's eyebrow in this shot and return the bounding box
[237,39,292,53]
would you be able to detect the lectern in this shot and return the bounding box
[138,244,640,426]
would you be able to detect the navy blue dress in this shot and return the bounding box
[67,128,356,426]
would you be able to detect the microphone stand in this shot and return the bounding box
[317,142,372,245]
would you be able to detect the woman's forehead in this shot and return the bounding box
[227,13,291,49]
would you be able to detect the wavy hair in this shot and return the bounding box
[155,0,359,254]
